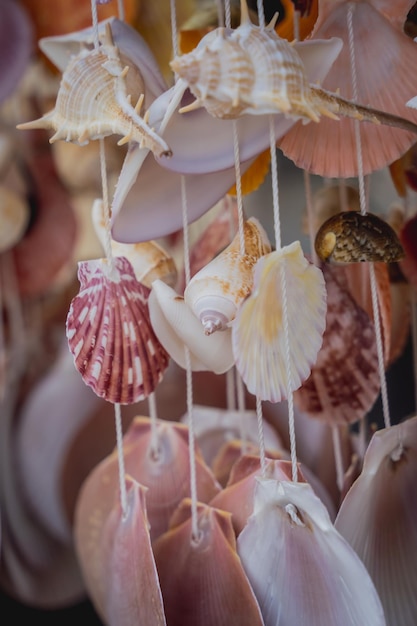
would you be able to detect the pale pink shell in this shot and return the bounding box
[66,256,169,404]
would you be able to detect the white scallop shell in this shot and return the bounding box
[66,256,169,404]
[232,242,327,402]
[92,198,178,288]
[149,279,235,374]
[0,185,30,252]
[184,217,271,334]
[18,25,171,158]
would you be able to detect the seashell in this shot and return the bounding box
[237,479,386,625]
[66,256,169,404]
[184,217,271,334]
[279,0,417,178]
[335,415,417,626]
[232,242,327,402]
[152,499,265,626]
[315,211,405,263]
[149,278,235,374]
[294,264,380,425]
[17,25,171,158]
[0,185,30,253]
[92,198,178,288]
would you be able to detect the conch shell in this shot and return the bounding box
[184,217,271,334]
[17,25,171,158]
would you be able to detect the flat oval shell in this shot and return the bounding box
[66,256,169,404]
[315,211,405,263]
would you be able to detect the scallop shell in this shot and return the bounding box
[184,217,271,334]
[92,198,178,288]
[17,25,171,158]
[66,256,169,404]
[0,185,30,253]
[315,211,405,263]
[149,278,235,374]
[232,242,327,402]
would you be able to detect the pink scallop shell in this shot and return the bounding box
[66,255,169,404]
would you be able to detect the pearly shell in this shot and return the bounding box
[17,25,171,158]
[232,242,327,402]
[92,198,178,288]
[315,211,405,263]
[184,217,271,334]
[66,256,169,404]
[0,185,30,253]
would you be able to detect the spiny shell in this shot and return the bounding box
[17,26,171,158]
[66,256,169,404]
[170,1,324,121]
[315,211,405,263]
[184,217,271,334]
[232,241,327,402]
[0,185,30,253]
[92,198,178,288]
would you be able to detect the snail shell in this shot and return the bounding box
[17,25,171,158]
[315,211,405,263]
[184,217,271,334]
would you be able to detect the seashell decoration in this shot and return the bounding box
[92,198,178,288]
[0,185,30,253]
[184,217,271,334]
[17,25,171,158]
[232,241,327,402]
[66,256,169,404]
[315,211,405,263]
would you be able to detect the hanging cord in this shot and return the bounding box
[170,0,179,60]
[117,0,125,22]
[225,0,231,29]
[91,0,100,50]
[148,392,160,459]
[232,121,245,256]
[256,0,265,29]
[347,5,391,429]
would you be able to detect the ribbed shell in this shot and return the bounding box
[66,256,169,404]
[17,26,171,157]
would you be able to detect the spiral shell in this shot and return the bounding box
[184,217,271,334]
[315,211,405,263]
[17,25,171,158]
[66,256,169,404]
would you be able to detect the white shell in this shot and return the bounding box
[18,25,171,157]
[232,242,327,402]
[184,217,271,334]
[149,279,235,374]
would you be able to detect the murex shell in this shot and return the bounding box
[315,211,405,263]
[66,256,169,404]
[17,25,171,158]
[184,217,271,334]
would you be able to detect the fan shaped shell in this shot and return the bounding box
[66,256,169,404]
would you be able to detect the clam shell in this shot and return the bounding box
[294,264,380,425]
[18,25,171,158]
[335,415,417,626]
[315,211,405,263]
[66,256,169,404]
[0,185,30,253]
[149,279,235,374]
[232,242,327,402]
[184,217,271,333]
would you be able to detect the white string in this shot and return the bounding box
[225,0,231,29]
[256,0,265,29]
[91,0,100,50]
[293,9,300,41]
[148,392,160,456]
[256,396,267,475]
[114,402,128,516]
[170,0,179,59]
[331,425,345,492]
[269,116,281,248]
[232,120,245,256]
[347,4,391,429]
[117,0,125,21]
[181,176,191,285]
[226,367,236,410]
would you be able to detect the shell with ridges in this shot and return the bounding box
[315,211,405,263]
[66,256,169,404]
[184,217,271,334]
[17,25,171,158]
[232,242,327,402]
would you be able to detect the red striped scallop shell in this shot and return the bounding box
[66,256,169,404]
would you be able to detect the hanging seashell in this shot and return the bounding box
[66,256,169,405]
[335,415,417,626]
[92,198,178,288]
[17,25,171,158]
[0,185,30,253]
[184,217,271,334]
[315,211,405,263]
[232,241,327,402]
[149,279,235,374]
